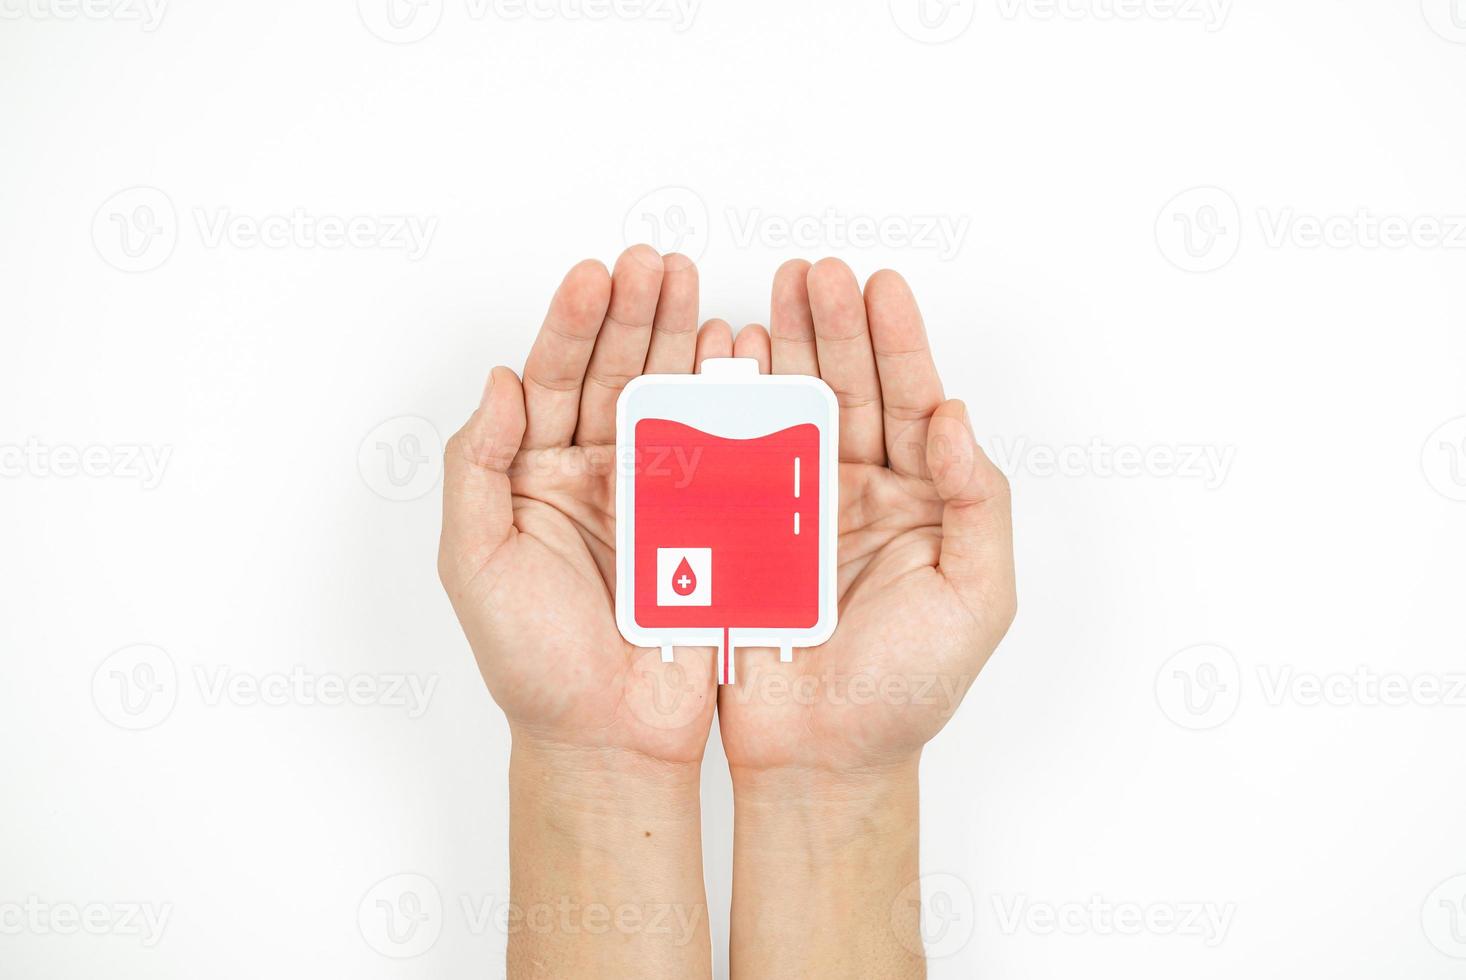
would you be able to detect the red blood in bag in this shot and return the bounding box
[633,419,820,630]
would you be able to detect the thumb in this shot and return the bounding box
[439,366,527,586]
[926,399,1016,624]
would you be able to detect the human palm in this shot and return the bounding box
[439,250,1014,773]
[438,247,719,765]
[716,259,1016,774]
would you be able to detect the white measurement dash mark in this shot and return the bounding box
[793,456,802,534]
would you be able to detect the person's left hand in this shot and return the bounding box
[715,258,1017,776]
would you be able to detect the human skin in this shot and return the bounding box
[438,246,719,979]
[438,248,1015,979]
[715,259,1016,979]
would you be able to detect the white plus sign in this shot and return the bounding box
[677,575,691,589]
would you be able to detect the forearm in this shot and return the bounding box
[507,739,712,979]
[728,761,925,980]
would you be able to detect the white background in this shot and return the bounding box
[3,1,1465,977]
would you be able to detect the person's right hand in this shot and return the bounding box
[437,246,719,766]
[437,248,724,980]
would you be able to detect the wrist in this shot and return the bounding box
[507,736,711,977]
[511,730,704,790]
[730,758,920,841]
[727,760,925,979]
[509,734,704,844]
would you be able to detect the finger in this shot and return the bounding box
[732,323,771,373]
[806,258,885,464]
[927,400,1015,626]
[865,270,945,478]
[643,252,700,375]
[769,258,819,376]
[521,259,612,449]
[695,319,733,370]
[440,366,527,585]
[575,245,664,444]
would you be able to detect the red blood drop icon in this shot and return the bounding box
[671,557,697,596]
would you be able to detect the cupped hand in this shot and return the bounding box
[716,258,1017,775]
[439,246,731,766]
